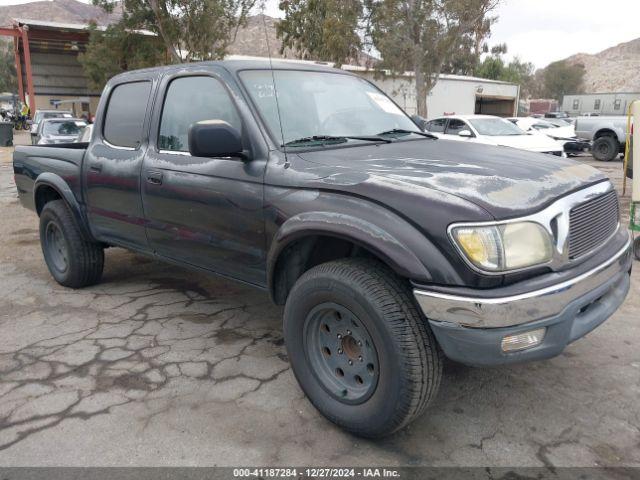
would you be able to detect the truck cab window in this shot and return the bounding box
[103,81,151,148]
[158,76,241,153]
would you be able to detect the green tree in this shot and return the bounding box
[368,0,501,116]
[0,41,17,93]
[474,44,537,98]
[277,0,364,67]
[79,23,167,90]
[442,18,498,75]
[92,0,256,63]
[475,55,505,80]
[542,60,585,101]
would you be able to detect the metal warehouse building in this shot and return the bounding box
[562,92,640,116]
[349,67,520,118]
[0,18,105,116]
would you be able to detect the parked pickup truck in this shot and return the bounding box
[13,61,632,438]
[575,115,630,162]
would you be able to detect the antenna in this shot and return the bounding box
[261,7,287,153]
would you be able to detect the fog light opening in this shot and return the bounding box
[501,328,546,353]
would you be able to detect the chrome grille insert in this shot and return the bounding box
[568,190,619,260]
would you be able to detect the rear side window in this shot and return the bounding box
[425,118,446,132]
[103,81,151,148]
[158,76,241,153]
[445,119,468,135]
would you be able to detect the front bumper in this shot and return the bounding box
[414,239,632,366]
[563,139,591,153]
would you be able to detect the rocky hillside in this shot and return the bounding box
[227,14,288,59]
[227,13,377,67]
[564,37,640,93]
[0,0,121,27]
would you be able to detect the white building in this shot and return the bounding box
[347,67,520,119]
[562,92,640,116]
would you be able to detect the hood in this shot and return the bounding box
[486,133,563,152]
[547,126,576,138]
[294,138,606,219]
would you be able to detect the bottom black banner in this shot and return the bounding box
[1,467,640,480]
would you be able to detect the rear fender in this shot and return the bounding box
[34,172,94,241]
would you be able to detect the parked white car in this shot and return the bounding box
[75,123,93,143]
[509,117,574,137]
[424,114,566,157]
[508,117,591,156]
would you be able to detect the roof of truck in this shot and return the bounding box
[109,59,347,82]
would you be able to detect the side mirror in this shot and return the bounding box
[411,114,427,131]
[188,120,245,158]
[458,129,473,138]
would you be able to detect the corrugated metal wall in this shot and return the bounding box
[20,51,100,97]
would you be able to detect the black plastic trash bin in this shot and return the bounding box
[0,121,13,147]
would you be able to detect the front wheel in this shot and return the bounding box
[40,200,104,288]
[592,136,619,162]
[283,258,442,438]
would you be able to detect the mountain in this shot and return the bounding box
[564,37,640,93]
[227,14,287,59]
[226,13,377,67]
[0,0,121,27]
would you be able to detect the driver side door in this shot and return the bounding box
[141,72,268,286]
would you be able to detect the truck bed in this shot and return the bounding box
[13,144,88,212]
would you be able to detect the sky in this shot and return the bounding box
[2,0,639,69]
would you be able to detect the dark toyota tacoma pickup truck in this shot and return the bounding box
[13,60,632,437]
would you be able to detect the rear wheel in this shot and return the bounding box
[39,200,104,288]
[283,258,442,438]
[592,136,619,162]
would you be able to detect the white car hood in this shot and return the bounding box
[488,134,563,152]
[546,125,577,138]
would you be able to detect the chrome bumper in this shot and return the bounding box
[414,237,632,329]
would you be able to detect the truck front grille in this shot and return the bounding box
[568,190,619,260]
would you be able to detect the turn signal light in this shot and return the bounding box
[501,328,546,352]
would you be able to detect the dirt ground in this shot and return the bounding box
[0,131,638,467]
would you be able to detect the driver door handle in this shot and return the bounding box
[147,171,163,185]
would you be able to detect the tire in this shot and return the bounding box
[39,200,104,288]
[634,237,640,262]
[283,258,442,438]
[592,136,619,162]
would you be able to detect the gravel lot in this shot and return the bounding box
[0,132,639,467]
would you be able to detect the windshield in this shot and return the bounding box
[240,70,420,145]
[43,120,86,136]
[469,118,526,136]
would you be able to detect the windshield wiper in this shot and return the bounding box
[283,135,392,147]
[376,128,438,139]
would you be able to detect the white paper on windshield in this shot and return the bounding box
[75,121,87,127]
[366,92,402,114]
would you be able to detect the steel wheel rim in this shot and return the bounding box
[597,142,610,156]
[45,222,69,274]
[303,302,379,404]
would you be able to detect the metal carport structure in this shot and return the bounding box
[0,19,100,114]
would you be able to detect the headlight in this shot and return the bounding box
[451,222,553,272]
